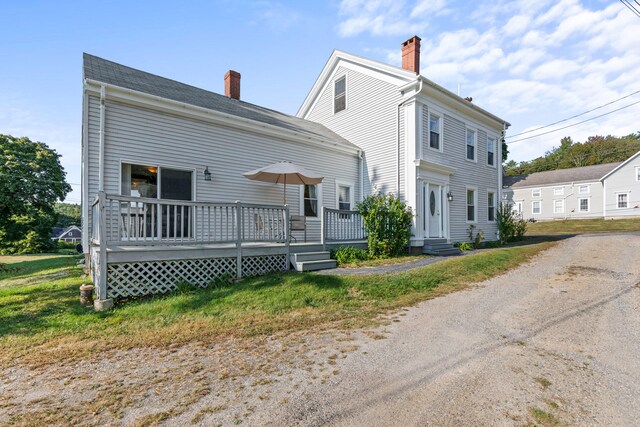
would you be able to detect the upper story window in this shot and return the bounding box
[334,76,346,114]
[487,137,496,166]
[429,113,442,151]
[466,129,476,161]
[532,188,541,198]
[553,187,564,196]
[579,184,590,194]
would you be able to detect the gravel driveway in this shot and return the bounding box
[2,234,638,426]
[264,233,640,426]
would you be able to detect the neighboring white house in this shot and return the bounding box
[503,151,640,220]
[298,36,510,246]
[81,36,510,305]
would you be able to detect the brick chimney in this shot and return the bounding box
[401,36,421,74]
[224,70,241,100]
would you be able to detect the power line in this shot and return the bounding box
[506,99,640,144]
[504,145,639,172]
[620,0,640,18]
[506,89,640,139]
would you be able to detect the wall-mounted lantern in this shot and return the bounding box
[203,166,212,181]
[446,191,454,202]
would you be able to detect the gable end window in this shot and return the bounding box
[429,113,441,150]
[487,137,496,166]
[466,129,476,161]
[334,76,346,113]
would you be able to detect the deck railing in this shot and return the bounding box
[92,192,289,246]
[321,207,367,244]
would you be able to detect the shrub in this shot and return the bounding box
[496,202,527,244]
[357,194,413,258]
[455,241,474,251]
[468,225,484,249]
[331,246,370,265]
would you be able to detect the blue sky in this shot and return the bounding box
[2,0,639,204]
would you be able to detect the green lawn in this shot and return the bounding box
[0,242,555,366]
[526,217,640,235]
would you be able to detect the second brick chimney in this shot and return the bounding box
[401,36,421,74]
[225,70,241,100]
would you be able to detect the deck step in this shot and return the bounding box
[290,250,337,272]
[293,259,337,272]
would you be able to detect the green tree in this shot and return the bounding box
[0,134,71,254]
[54,203,81,228]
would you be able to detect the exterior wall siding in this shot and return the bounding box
[603,159,640,217]
[422,109,501,243]
[305,65,404,197]
[86,97,359,242]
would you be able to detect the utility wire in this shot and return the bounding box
[506,89,640,139]
[506,99,640,144]
[620,0,640,18]
[504,145,639,172]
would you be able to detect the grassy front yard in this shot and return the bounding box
[526,217,640,235]
[0,242,555,367]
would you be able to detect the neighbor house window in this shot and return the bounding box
[337,184,352,210]
[303,184,319,217]
[579,184,590,194]
[487,191,495,222]
[487,137,496,166]
[467,188,476,222]
[636,167,640,181]
[532,201,541,215]
[532,188,541,198]
[429,113,441,150]
[553,187,564,196]
[579,198,590,212]
[334,76,346,113]
[617,193,629,209]
[554,199,564,214]
[466,129,476,161]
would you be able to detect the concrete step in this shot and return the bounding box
[293,259,337,272]
[424,238,448,244]
[424,242,454,250]
[291,251,331,263]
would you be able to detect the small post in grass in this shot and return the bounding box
[80,284,95,307]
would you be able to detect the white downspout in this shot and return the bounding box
[98,85,106,191]
[358,150,364,201]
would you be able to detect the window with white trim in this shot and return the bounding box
[337,184,352,210]
[303,184,319,217]
[467,188,477,222]
[617,193,629,209]
[578,184,590,194]
[334,76,346,113]
[532,188,541,198]
[487,137,496,166]
[636,166,640,181]
[429,113,442,151]
[554,199,564,214]
[532,200,541,215]
[553,187,564,196]
[578,198,589,212]
[466,129,476,161]
[487,191,495,222]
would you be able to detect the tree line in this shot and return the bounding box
[504,132,640,176]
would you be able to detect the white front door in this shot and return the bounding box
[423,182,443,238]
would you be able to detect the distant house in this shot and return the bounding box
[52,225,82,243]
[503,151,640,220]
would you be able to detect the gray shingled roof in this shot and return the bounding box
[503,162,622,188]
[83,53,359,151]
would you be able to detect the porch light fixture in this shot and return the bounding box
[447,191,454,202]
[203,166,212,181]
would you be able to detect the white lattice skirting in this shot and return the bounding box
[106,255,288,298]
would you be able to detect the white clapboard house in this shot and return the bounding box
[82,36,509,308]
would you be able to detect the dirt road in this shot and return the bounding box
[2,234,639,426]
[267,233,640,426]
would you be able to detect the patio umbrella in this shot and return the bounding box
[242,161,324,204]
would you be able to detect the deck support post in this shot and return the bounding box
[320,206,326,250]
[94,191,113,311]
[235,200,242,279]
